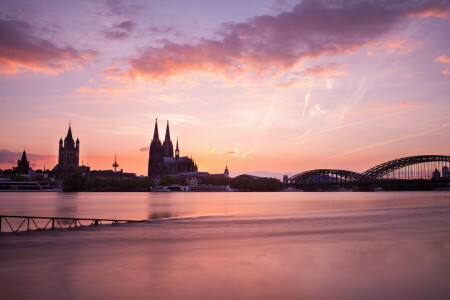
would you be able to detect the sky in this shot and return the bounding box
[0,0,449,177]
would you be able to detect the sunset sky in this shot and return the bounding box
[0,0,449,176]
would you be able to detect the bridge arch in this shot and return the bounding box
[360,155,450,180]
[289,169,361,184]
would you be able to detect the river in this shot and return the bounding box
[1,192,449,299]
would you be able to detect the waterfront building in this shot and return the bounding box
[148,119,198,178]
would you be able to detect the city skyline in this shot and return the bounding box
[1,0,450,176]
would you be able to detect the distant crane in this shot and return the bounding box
[112,153,119,173]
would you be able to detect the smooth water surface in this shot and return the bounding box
[1,192,449,299]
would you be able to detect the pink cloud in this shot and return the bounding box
[0,19,97,74]
[124,0,450,80]
[400,101,416,107]
[139,146,149,152]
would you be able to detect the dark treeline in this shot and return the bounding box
[64,172,154,192]
[63,172,282,192]
[199,175,283,191]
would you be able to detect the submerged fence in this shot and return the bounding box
[0,215,144,234]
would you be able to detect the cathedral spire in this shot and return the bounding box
[165,120,171,141]
[152,119,160,142]
[21,150,27,162]
[67,124,73,140]
[175,137,180,159]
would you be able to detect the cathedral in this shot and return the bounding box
[148,120,198,178]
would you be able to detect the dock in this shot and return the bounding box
[0,215,144,233]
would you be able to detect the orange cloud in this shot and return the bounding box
[435,55,450,64]
[0,19,96,74]
[434,55,450,75]
[102,67,122,75]
[367,39,414,56]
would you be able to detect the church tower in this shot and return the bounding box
[58,124,79,169]
[17,150,30,174]
[162,120,174,157]
[148,119,164,178]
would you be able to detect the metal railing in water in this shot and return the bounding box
[0,215,144,233]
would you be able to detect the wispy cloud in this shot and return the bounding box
[241,149,255,159]
[328,121,450,160]
[302,93,310,117]
[144,113,202,126]
[292,109,411,144]
[302,62,347,77]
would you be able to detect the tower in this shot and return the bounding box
[58,123,79,169]
[17,150,30,174]
[162,120,174,157]
[175,137,180,159]
[224,166,229,178]
[112,153,119,173]
[148,119,164,178]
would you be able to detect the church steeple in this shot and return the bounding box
[162,120,174,157]
[67,125,73,141]
[152,119,160,142]
[165,120,170,141]
[175,137,180,159]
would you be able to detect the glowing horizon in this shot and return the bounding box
[0,0,449,176]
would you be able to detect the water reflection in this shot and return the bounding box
[0,192,449,299]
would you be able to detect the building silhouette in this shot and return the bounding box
[53,124,89,178]
[148,119,197,178]
[58,124,79,169]
[16,150,30,174]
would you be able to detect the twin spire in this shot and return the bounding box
[152,119,176,158]
[152,119,172,142]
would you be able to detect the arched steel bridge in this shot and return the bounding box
[289,169,361,184]
[289,155,450,185]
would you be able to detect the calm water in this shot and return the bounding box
[1,192,449,299]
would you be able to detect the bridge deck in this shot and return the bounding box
[0,215,145,234]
